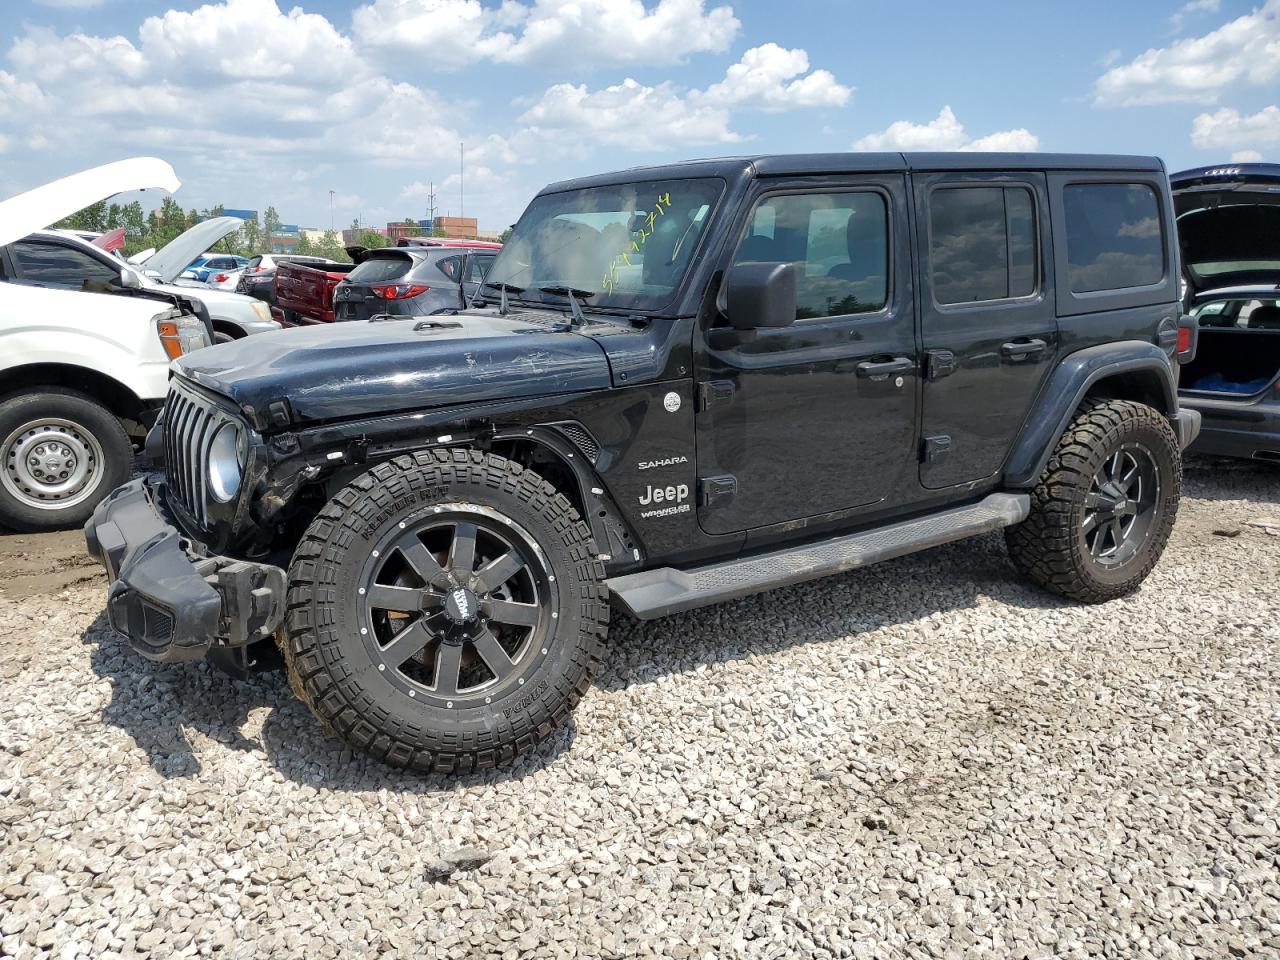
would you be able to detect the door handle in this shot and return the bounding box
[855,357,914,379]
[1000,338,1048,361]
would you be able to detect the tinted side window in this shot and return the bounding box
[468,254,495,283]
[10,241,120,288]
[734,191,888,321]
[435,256,461,281]
[929,186,1038,305]
[1063,183,1163,293]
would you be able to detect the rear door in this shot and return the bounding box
[460,252,497,304]
[693,174,918,535]
[913,173,1056,488]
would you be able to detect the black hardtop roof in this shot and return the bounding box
[541,152,1166,194]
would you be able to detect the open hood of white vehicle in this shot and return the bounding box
[139,215,244,283]
[0,157,179,249]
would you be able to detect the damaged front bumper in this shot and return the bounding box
[84,478,286,664]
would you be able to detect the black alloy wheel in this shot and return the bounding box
[1081,444,1160,569]
[359,506,555,707]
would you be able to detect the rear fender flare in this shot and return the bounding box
[1004,341,1177,488]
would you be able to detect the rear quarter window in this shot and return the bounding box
[1063,183,1164,292]
[433,256,462,281]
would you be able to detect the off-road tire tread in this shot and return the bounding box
[1006,398,1180,604]
[279,448,609,773]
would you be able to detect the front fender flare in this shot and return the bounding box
[1004,341,1177,489]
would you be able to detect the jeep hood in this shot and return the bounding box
[0,157,179,249]
[1172,163,1280,294]
[139,215,244,283]
[175,312,611,427]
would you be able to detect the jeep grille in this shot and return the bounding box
[162,379,240,528]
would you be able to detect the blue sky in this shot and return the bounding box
[1,0,1277,232]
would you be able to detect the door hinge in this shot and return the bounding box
[698,475,737,507]
[697,379,735,411]
[925,350,956,381]
[921,435,952,463]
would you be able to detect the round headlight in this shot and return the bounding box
[207,423,243,502]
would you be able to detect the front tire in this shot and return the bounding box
[280,448,609,772]
[1006,398,1181,603]
[0,388,132,532]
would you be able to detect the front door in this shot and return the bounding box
[913,173,1057,488]
[694,176,919,536]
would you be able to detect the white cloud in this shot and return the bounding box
[1095,0,1280,106]
[9,28,147,85]
[352,0,740,69]
[519,78,738,148]
[1171,0,1221,32]
[516,43,849,150]
[852,106,1039,152]
[1191,104,1280,149]
[696,43,851,111]
[137,0,364,81]
[1232,149,1264,161]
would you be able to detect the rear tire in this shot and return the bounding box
[0,388,132,532]
[1006,398,1181,603]
[279,448,609,772]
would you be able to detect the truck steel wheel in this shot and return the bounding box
[1006,398,1180,603]
[0,389,131,532]
[280,448,608,773]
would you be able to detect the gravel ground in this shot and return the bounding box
[1,456,1278,959]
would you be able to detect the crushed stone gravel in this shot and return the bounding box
[0,456,1277,959]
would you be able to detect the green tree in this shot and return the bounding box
[106,203,122,231]
[293,233,316,256]
[263,206,282,252]
[315,230,350,262]
[356,230,388,249]
[498,227,513,243]
[54,200,108,232]
[122,201,146,240]
[240,212,262,255]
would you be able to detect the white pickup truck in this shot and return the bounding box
[0,157,211,531]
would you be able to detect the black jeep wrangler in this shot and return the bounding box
[86,153,1201,772]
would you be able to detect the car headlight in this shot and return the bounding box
[251,301,272,322]
[207,423,243,502]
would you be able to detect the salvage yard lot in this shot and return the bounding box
[1,457,1277,959]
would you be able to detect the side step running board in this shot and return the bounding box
[606,493,1030,620]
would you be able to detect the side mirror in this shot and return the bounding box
[118,266,144,289]
[725,261,796,332]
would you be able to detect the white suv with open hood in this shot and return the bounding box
[0,157,212,531]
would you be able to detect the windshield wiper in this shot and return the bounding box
[537,285,596,326]
[478,280,525,315]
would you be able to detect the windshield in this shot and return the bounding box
[484,177,723,311]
